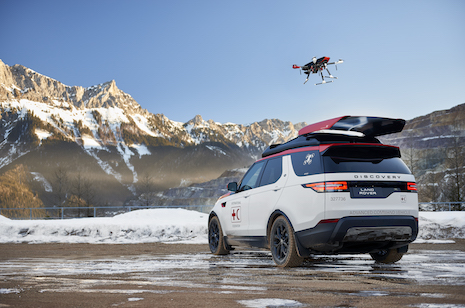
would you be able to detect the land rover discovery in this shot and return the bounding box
[208,116,418,267]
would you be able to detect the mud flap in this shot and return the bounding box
[223,236,234,251]
[294,233,312,257]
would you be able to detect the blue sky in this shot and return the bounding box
[1,0,464,125]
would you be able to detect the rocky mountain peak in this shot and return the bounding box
[184,114,216,129]
[104,79,117,91]
[0,60,15,86]
[0,60,145,115]
[79,79,143,113]
[191,114,204,125]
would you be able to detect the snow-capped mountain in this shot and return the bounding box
[3,60,462,207]
[0,60,305,205]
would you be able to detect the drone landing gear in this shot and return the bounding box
[303,73,310,84]
[325,68,338,79]
[315,69,337,85]
[315,80,333,85]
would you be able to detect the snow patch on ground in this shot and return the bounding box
[130,114,161,138]
[116,142,138,185]
[84,149,122,182]
[30,172,53,192]
[237,298,304,308]
[0,288,22,294]
[206,145,227,156]
[417,212,465,240]
[35,128,52,141]
[421,135,457,141]
[129,143,151,157]
[0,211,464,245]
[411,304,465,308]
[81,134,101,149]
[0,209,208,244]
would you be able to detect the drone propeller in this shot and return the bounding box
[328,59,344,69]
[292,64,302,75]
[335,59,344,71]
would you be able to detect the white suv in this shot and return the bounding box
[208,116,418,267]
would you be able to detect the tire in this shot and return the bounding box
[270,216,303,267]
[208,216,229,255]
[370,248,404,263]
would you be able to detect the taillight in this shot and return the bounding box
[325,181,348,191]
[303,181,349,192]
[303,182,326,192]
[407,182,417,191]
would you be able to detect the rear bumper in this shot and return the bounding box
[295,215,418,254]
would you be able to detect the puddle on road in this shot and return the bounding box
[0,249,464,299]
[293,250,465,286]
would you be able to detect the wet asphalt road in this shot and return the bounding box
[1,242,465,307]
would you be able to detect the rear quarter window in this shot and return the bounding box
[260,157,282,186]
[291,150,323,176]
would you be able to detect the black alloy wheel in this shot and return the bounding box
[270,216,303,267]
[208,216,229,255]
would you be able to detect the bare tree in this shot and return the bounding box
[53,166,69,206]
[444,137,464,209]
[68,171,97,217]
[402,146,418,176]
[138,173,156,206]
[82,179,96,209]
[419,171,443,205]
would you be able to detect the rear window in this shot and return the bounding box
[323,156,411,174]
[323,144,401,161]
[322,144,411,174]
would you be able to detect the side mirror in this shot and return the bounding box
[227,182,238,192]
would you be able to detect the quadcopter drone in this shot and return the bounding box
[293,56,343,85]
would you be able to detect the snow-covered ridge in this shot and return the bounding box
[1,60,303,150]
[0,98,301,151]
[0,209,464,244]
[2,99,130,141]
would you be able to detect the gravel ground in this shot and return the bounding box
[0,240,464,308]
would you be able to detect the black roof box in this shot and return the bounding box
[262,116,405,158]
[298,116,405,137]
